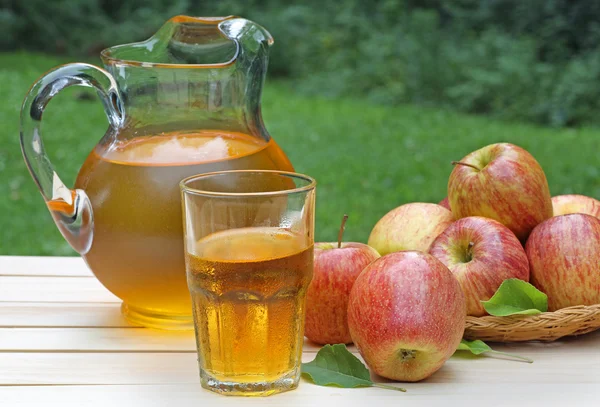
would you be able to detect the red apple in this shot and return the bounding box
[552,194,600,219]
[347,251,465,382]
[429,216,530,316]
[305,215,380,345]
[368,203,453,255]
[526,213,600,311]
[448,143,552,242]
[439,197,451,212]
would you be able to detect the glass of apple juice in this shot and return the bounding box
[180,170,316,396]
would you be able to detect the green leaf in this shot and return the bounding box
[456,339,492,355]
[481,278,548,316]
[456,339,533,363]
[301,344,406,392]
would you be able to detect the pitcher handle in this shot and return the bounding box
[19,63,124,254]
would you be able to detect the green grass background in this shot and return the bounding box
[2,52,600,256]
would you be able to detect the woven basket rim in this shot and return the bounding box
[464,303,600,342]
[466,303,600,323]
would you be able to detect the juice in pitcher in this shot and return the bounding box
[20,16,293,329]
[75,131,293,328]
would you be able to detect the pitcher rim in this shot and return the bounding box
[100,15,272,69]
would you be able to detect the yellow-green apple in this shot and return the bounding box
[304,215,380,344]
[347,251,465,382]
[429,216,529,316]
[368,203,453,255]
[439,197,451,212]
[526,213,600,311]
[448,143,552,242]
[552,194,600,219]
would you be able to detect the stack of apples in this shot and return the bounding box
[305,142,600,383]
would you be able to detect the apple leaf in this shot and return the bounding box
[456,339,533,363]
[481,278,548,316]
[301,344,406,392]
[457,339,492,355]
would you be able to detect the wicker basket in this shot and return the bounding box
[464,304,600,342]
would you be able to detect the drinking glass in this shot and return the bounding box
[180,170,316,396]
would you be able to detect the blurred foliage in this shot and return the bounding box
[4,52,600,255]
[3,0,600,126]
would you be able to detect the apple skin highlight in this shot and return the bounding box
[347,251,465,382]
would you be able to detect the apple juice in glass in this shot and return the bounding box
[181,170,316,396]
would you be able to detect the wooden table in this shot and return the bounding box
[1,256,599,406]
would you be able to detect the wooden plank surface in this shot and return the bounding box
[0,276,119,303]
[0,353,198,385]
[0,327,332,353]
[1,384,598,407]
[0,352,349,386]
[0,302,129,327]
[0,256,91,277]
[0,328,196,352]
[1,256,599,406]
[1,336,599,385]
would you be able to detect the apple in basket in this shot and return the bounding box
[552,194,600,219]
[526,213,600,311]
[429,216,529,316]
[368,203,453,255]
[448,143,552,242]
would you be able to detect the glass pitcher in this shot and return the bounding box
[20,16,294,329]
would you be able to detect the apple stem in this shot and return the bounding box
[488,350,534,364]
[372,383,407,392]
[465,241,475,262]
[452,161,482,171]
[338,214,349,249]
